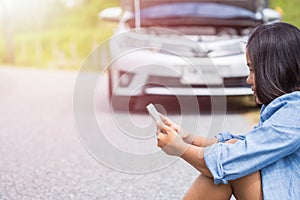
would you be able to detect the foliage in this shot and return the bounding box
[49,0,119,29]
[270,0,300,27]
[13,24,115,69]
[0,0,119,69]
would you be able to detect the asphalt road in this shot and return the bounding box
[0,66,256,200]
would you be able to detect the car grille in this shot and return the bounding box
[146,75,249,88]
[223,77,249,87]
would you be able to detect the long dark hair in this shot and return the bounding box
[246,22,300,105]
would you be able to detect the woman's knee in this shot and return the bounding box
[184,174,232,200]
[229,171,263,200]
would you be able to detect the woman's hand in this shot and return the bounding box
[156,123,189,156]
[159,114,195,144]
[159,114,180,132]
[156,123,212,176]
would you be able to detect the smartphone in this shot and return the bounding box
[146,103,163,124]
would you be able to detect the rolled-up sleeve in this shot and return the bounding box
[204,123,300,184]
[215,132,246,143]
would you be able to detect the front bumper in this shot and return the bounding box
[112,72,252,97]
[110,50,251,97]
[144,86,252,96]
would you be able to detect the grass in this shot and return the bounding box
[270,0,300,28]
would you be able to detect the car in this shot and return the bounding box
[99,0,281,110]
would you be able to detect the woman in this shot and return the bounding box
[156,22,300,200]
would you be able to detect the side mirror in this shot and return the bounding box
[99,7,122,22]
[263,8,282,22]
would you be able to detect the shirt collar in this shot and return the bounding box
[259,91,300,124]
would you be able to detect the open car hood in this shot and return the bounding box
[124,1,263,29]
[121,0,265,13]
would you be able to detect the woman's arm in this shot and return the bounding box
[156,122,250,179]
[159,114,218,147]
[190,135,218,147]
[180,145,213,177]
[157,124,212,176]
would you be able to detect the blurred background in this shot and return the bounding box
[0,0,118,70]
[0,0,298,71]
[0,2,298,199]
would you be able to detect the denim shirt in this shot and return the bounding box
[204,91,300,199]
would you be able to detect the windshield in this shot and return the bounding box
[127,2,261,28]
[141,3,255,20]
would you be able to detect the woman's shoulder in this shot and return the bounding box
[260,91,300,124]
